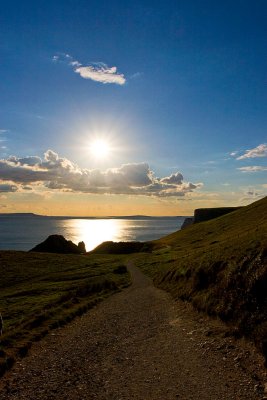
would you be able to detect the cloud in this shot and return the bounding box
[239,189,265,203]
[8,156,42,166]
[160,172,183,185]
[130,72,143,79]
[237,144,267,160]
[0,129,8,134]
[238,166,267,172]
[0,183,18,192]
[0,150,202,197]
[75,65,126,85]
[246,190,259,197]
[53,53,126,85]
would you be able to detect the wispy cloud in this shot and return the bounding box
[0,129,8,134]
[237,144,267,160]
[238,166,267,172]
[53,53,126,85]
[230,151,238,157]
[0,150,202,197]
[239,189,265,203]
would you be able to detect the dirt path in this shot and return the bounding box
[0,263,266,399]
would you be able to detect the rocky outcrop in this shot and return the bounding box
[30,235,86,254]
[77,241,86,253]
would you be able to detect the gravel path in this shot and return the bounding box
[0,263,266,399]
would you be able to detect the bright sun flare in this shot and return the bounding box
[89,139,110,159]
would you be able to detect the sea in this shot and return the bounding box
[0,214,186,252]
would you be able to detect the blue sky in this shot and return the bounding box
[0,0,266,215]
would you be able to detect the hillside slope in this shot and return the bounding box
[135,196,267,362]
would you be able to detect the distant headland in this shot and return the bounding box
[0,213,185,219]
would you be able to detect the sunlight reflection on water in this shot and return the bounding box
[0,216,185,251]
[61,219,125,251]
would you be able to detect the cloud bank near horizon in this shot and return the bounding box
[53,54,126,85]
[0,150,202,196]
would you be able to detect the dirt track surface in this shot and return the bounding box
[0,263,266,399]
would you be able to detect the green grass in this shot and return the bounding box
[0,251,130,375]
[133,196,267,363]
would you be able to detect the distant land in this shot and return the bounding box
[0,213,187,219]
[0,213,44,217]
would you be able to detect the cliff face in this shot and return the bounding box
[181,207,242,229]
[194,207,242,224]
[181,217,194,229]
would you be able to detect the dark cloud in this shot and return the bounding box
[0,183,18,192]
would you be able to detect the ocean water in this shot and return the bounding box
[0,215,186,251]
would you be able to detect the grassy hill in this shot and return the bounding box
[0,251,130,376]
[134,196,267,362]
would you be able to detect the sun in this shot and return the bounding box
[89,139,110,159]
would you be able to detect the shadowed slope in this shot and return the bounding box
[134,196,267,361]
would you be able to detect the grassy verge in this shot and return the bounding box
[0,251,130,376]
[133,196,267,364]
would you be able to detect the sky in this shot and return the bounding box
[0,0,266,216]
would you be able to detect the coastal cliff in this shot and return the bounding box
[181,206,242,229]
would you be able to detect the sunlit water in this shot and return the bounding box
[0,216,186,251]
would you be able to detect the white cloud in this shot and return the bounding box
[75,65,126,85]
[0,129,8,134]
[53,53,126,85]
[160,172,183,185]
[237,144,267,160]
[238,166,267,172]
[0,150,202,197]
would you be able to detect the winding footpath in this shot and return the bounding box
[0,263,266,399]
